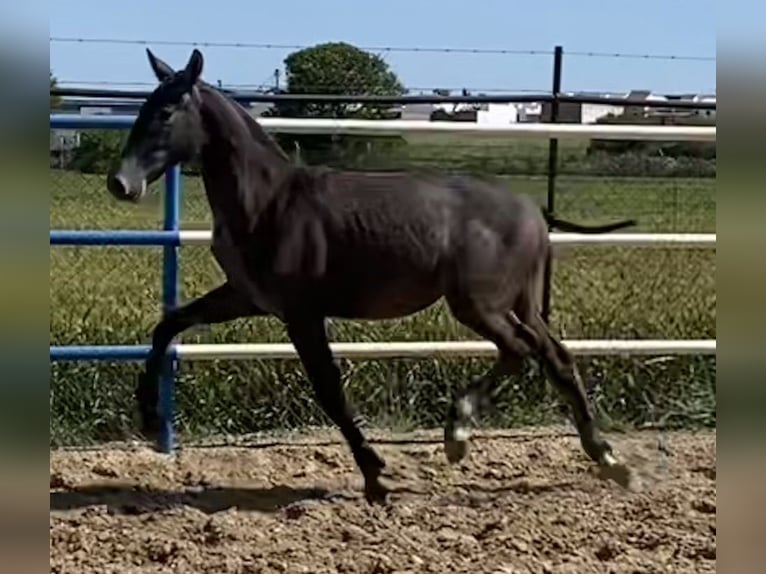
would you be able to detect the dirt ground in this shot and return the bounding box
[50,426,716,574]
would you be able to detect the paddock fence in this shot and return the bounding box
[49,110,716,452]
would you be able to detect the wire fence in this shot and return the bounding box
[49,118,716,447]
[50,36,716,61]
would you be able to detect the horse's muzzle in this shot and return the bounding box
[106,172,146,202]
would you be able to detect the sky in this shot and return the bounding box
[50,0,718,96]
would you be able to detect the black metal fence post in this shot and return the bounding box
[542,45,563,324]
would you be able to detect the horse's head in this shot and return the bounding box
[106,49,206,202]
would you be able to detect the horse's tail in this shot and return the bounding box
[541,207,637,234]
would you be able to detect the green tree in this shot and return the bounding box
[69,130,124,174]
[265,42,407,168]
[273,41,405,119]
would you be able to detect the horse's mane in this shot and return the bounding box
[198,81,290,163]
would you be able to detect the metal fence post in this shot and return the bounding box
[542,45,563,323]
[159,164,181,453]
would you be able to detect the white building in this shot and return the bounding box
[516,102,542,123]
[691,94,717,119]
[477,102,519,125]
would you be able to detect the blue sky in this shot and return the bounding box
[50,0,717,95]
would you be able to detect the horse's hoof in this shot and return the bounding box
[444,438,469,464]
[137,404,161,440]
[444,417,470,464]
[140,421,161,442]
[135,372,161,439]
[364,478,391,505]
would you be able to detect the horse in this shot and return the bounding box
[106,48,636,504]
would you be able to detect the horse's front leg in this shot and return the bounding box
[286,316,389,505]
[137,281,266,437]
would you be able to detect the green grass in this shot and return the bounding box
[50,166,716,446]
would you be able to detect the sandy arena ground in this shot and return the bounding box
[50,427,716,573]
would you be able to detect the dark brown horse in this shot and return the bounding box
[106,48,636,503]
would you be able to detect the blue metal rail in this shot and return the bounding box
[50,345,178,361]
[51,114,136,129]
[50,230,182,246]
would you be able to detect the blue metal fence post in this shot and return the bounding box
[159,165,181,453]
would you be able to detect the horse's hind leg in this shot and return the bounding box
[286,316,389,505]
[443,302,533,463]
[518,312,633,487]
[137,282,264,437]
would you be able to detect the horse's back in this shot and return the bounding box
[277,166,547,268]
[310,168,540,224]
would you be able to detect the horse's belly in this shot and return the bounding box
[325,271,444,319]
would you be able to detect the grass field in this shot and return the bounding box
[50,156,716,446]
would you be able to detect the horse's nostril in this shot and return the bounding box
[107,173,127,198]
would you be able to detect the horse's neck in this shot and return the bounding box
[198,87,289,234]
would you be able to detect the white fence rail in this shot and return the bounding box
[255,118,717,141]
[57,114,716,141]
[176,340,716,360]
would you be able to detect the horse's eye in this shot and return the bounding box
[159,108,174,121]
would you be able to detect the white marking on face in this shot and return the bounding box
[113,155,148,199]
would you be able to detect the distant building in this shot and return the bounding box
[476,102,518,125]
[541,91,626,123]
[400,103,434,121]
[690,94,717,119]
[516,102,542,123]
[539,89,715,123]
[540,101,583,123]
[55,98,144,115]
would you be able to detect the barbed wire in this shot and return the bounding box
[566,50,714,62]
[49,36,552,55]
[55,78,549,94]
[49,36,715,62]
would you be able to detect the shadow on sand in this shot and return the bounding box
[50,476,581,516]
[50,482,347,515]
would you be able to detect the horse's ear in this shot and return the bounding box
[182,49,204,88]
[146,48,174,82]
